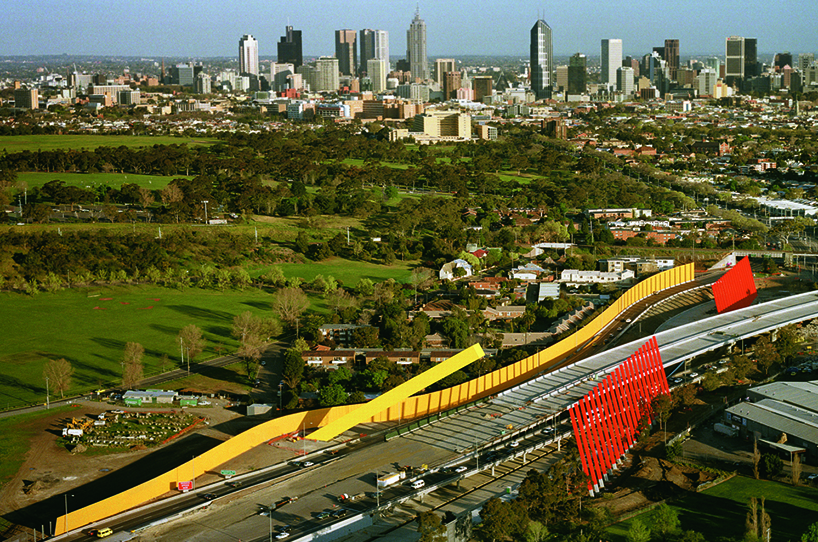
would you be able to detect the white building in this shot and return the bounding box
[239,34,259,76]
[560,269,635,284]
[601,38,623,88]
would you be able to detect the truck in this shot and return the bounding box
[337,492,366,503]
[714,423,738,437]
[274,496,297,509]
[377,471,405,489]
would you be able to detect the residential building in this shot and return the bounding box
[194,73,211,95]
[483,306,526,321]
[696,69,717,97]
[444,71,461,100]
[363,350,420,365]
[477,124,497,140]
[664,39,679,80]
[530,18,553,99]
[14,88,38,109]
[315,57,340,92]
[560,269,635,284]
[511,263,548,281]
[407,8,429,81]
[600,39,623,87]
[301,350,357,368]
[335,29,357,76]
[568,53,587,94]
[434,58,456,87]
[318,324,376,346]
[278,26,303,68]
[239,34,259,76]
[412,111,471,140]
[439,258,473,280]
[396,82,430,102]
[117,89,141,105]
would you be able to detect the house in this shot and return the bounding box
[527,282,561,303]
[301,350,358,368]
[483,305,526,321]
[560,269,635,284]
[439,259,473,281]
[510,263,547,281]
[362,350,421,365]
[415,300,459,319]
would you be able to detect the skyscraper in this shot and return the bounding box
[278,26,303,68]
[473,76,493,102]
[600,39,622,87]
[799,53,815,72]
[774,52,793,71]
[335,30,357,77]
[315,57,340,92]
[434,58,456,87]
[407,8,429,81]
[744,38,758,78]
[616,66,634,95]
[725,36,745,86]
[239,34,259,76]
[530,18,552,100]
[360,29,389,74]
[664,39,679,80]
[367,59,387,93]
[444,71,461,100]
[567,53,586,95]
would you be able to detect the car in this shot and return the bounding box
[258,510,271,517]
[300,461,315,468]
[275,533,290,540]
[316,511,331,520]
[807,473,818,481]
[543,427,555,434]
[454,465,468,473]
[198,400,211,406]
[226,481,242,488]
[672,377,683,384]
[509,440,520,448]
[332,509,348,518]
[96,528,113,538]
[689,372,700,378]
[110,409,125,414]
[410,479,425,489]
[718,359,729,365]
[261,360,266,366]
[625,318,632,323]
[201,493,217,500]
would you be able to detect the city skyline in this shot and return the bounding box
[2,0,816,59]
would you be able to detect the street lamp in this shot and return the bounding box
[202,200,209,225]
[268,499,273,542]
[374,471,380,508]
[64,493,73,533]
[279,381,283,413]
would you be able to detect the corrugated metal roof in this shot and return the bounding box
[747,380,818,414]
[726,399,818,445]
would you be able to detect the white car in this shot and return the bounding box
[690,372,700,378]
[198,401,211,406]
[509,441,520,448]
[275,533,290,540]
[300,461,314,468]
[454,466,468,473]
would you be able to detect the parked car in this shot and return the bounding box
[316,511,331,520]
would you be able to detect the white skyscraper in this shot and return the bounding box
[239,34,259,76]
[616,66,634,95]
[407,8,429,81]
[601,39,622,87]
[361,29,390,74]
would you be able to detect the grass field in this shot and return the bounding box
[0,135,215,153]
[0,405,72,488]
[606,476,818,541]
[0,286,281,409]
[275,257,415,286]
[17,172,187,191]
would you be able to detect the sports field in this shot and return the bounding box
[17,172,186,191]
[0,285,277,410]
[606,476,818,541]
[0,135,214,153]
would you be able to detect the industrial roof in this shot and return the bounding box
[726,398,818,445]
[747,380,818,415]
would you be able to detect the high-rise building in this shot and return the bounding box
[530,18,553,99]
[407,8,429,81]
[696,69,717,97]
[239,34,259,76]
[434,58,456,87]
[473,75,493,102]
[14,88,38,110]
[600,39,622,87]
[335,30,357,76]
[725,36,745,85]
[799,53,815,72]
[194,73,211,95]
[360,29,389,74]
[706,57,721,77]
[367,59,387,93]
[567,53,586,94]
[624,56,640,78]
[774,52,793,71]
[444,71,461,100]
[556,66,569,92]
[315,57,340,92]
[278,26,303,68]
[616,66,634,95]
[664,39,679,80]
[744,38,758,78]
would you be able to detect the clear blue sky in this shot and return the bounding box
[2,0,815,59]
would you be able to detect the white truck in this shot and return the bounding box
[377,471,405,489]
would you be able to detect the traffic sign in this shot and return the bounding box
[177,481,193,492]
[220,470,236,477]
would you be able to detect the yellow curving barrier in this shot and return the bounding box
[54,264,692,534]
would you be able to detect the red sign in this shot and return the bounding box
[177,481,193,492]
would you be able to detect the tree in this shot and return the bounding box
[650,503,680,540]
[282,348,305,389]
[318,383,348,407]
[761,453,783,478]
[477,497,528,541]
[793,451,802,486]
[651,393,673,443]
[417,511,446,542]
[754,335,781,376]
[524,521,551,542]
[801,521,818,542]
[121,342,145,389]
[753,438,761,480]
[178,324,206,361]
[272,287,310,335]
[732,354,753,380]
[625,519,651,542]
[43,358,73,399]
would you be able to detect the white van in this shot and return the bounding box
[411,479,425,489]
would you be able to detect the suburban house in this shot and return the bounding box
[301,350,358,367]
[510,263,548,281]
[483,305,526,321]
[439,259,474,280]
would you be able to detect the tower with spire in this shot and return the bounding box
[407,6,429,82]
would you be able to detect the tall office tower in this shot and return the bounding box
[664,39,679,80]
[744,38,758,77]
[443,71,461,99]
[367,59,387,93]
[360,29,389,74]
[271,62,296,91]
[697,69,718,97]
[616,66,634,95]
[239,34,259,76]
[774,52,793,71]
[556,66,569,91]
[278,26,303,68]
[725,36,745,86]
[315,57,340,92]
[530,18,553,99]
[434,58,456,87]
[407,8,429,81]
[14,88,38,110]
[799,53,815,72]
[706,57,721,77]
[473,75,493,102]
[624,56,640,78]
[194,73,211,94]
[600,39,623,86]
[335,29,357,76]
[567,53,587,94]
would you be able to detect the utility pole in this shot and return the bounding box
[45,376,50,409]
[202,200,209,225]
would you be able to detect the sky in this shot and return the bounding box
[2,0,816,60]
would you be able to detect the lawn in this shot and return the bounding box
[606,476,818,542]
[0,405,72,488]
[158,361,254,396]
[17,172,187,191]
[0,135,215,153]
[0,285,280,409]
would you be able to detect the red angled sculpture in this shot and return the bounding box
[712,256,757,313]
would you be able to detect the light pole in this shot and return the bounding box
[268,500,273,542]
[64,493,72,533]
[202,200,209,225]
[374,471,380,508]
[45,376,50,409]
